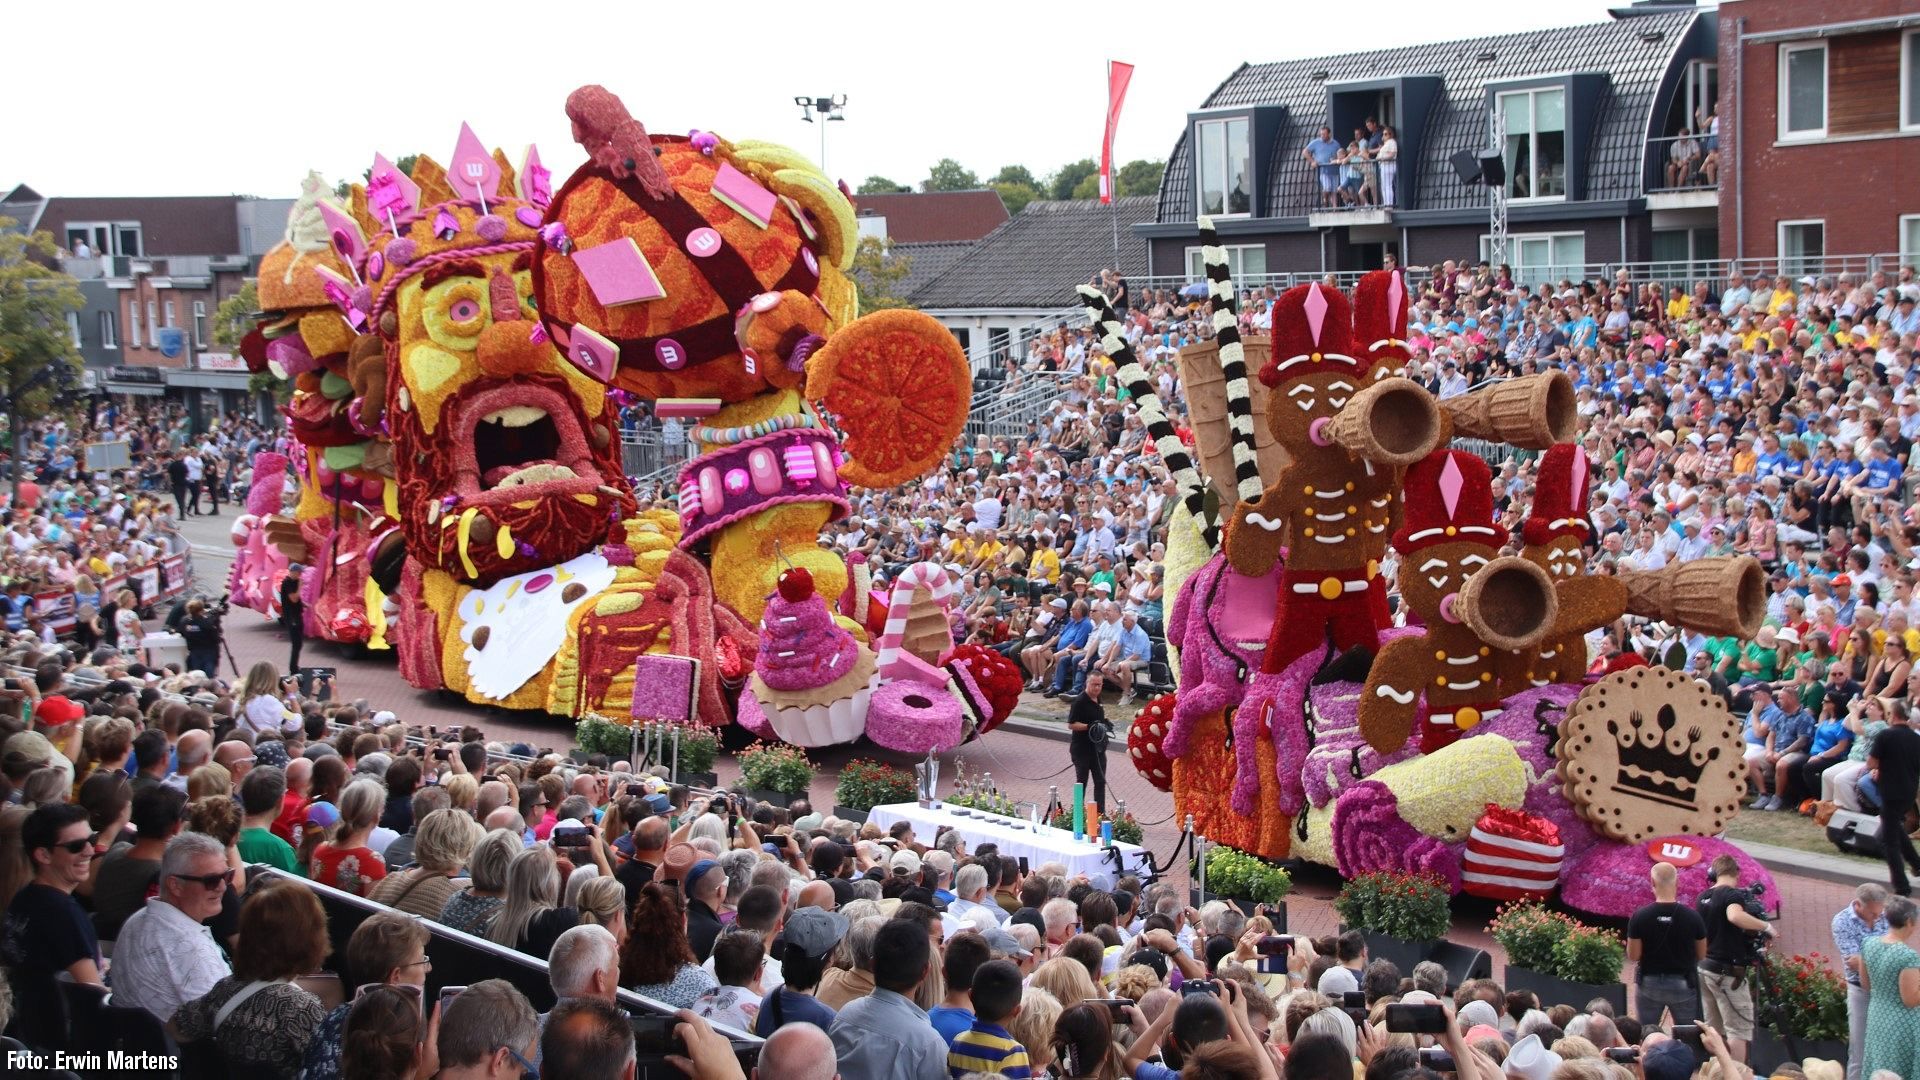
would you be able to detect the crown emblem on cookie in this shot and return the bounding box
[1607,705,1717,809]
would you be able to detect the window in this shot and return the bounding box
[128,302,141,348]
[1900,214,1920,263]
[1779,43,1827,139]
[65,225,108,257]
[1480,232,1586,287]
[1904,31,1920,132]
[1498,88,1566,200]
[1185,245,1269,284]
[99,310,117,349]
[1195,117,1252,217]
[115,225,142,257]
[67,312,81,349]
[193,301,207,347]
[1778,220,1824,277]
[145,300,158,347]
[1651,228,1719,280]
[163,301,176,328]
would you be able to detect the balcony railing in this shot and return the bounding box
[1646,133,1720,194]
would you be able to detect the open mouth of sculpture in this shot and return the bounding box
[452,383,601,505]
[1219,565,1281,652]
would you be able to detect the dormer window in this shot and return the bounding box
[1196,117,1252,217]
[1498,88,1566,200]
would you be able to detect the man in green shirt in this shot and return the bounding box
[1705,636,1744,682]
[235,766,299,873]
[1739,626,1781,684]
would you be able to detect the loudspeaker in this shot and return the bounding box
[1425,939,1493,992]
[1477,150,1506,187]
[1449,150,1482,185]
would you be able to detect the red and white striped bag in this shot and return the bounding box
[1460,806,1564,902]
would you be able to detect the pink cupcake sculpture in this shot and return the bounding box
[741,568,876,747]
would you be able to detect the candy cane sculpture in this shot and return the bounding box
[874,562,956,686]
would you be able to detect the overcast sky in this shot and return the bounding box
[5,0,1634,201]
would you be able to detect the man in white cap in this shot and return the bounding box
[1504,1033,1562,1080]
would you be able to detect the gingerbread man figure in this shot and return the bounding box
[1512,443,1615,688]
[1361,450,1556,754]
[1225,273,1434,675]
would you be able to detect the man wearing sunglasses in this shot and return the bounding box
[108,831,234,1023]
[1,803,105,1047]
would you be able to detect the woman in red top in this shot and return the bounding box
[309,779,388,897]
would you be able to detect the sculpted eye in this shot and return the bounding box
[450,299,480,322]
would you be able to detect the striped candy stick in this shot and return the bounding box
[1074,284,1217,546]
[873,561,956,683]
[1197,217,1265,509]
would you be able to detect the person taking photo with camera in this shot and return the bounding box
[1696,853,1775,1063]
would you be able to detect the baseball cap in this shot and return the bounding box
[890,848,922,876]
[371,710,397,725]
[305,801,341,829]
[983,926,1033,958]
[1833,574,1852,586]
[1642,1040,1697,1080]
[685,859,721,894]
[255,740,292,770]
[34,695,84,726]
[782,906,852,959]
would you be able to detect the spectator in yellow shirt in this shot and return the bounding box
[1029,540,1061,587]
[1666,286,1690,320]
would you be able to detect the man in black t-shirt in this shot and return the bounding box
[1068,671,1111,814]
[615,815,668,909]
[1627,861,1706,1027]
[1867,706,1920,895]
[1,804,104,1049]
[1696,854,1774,1062]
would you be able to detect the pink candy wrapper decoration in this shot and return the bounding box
[629,655,701,723]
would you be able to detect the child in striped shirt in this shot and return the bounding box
[948,960,1031,1079]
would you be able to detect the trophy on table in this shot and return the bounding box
[916,752,940,809]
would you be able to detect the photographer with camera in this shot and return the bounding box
[1695,853,1775,1062]
[181,595,227,678]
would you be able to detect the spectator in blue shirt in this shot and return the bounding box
[929,933,990,1046]
[829,919,952,1080]
[1742,686,1783,760]
[1832,883,1889,1080]
[1752,695,1817,811]
[1302,127,1342,209]
[1851,439,1905,525]
[1042,602,1094,698]
[1098,611,1156,706]
[1801,705,1856,800]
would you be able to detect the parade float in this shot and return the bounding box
[228,86,1020,750]
[1126,226,1774,919]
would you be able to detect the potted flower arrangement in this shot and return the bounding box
[573,713,633,761]
[671,723,721,788]
[1490,902,1628,1014]
[1046,807,1145,846]
[1748,952,1848,1073]
[1191,846,1292,928]
[832,759,919,822]
[737,743,813,806]
[1334,871,1452,977]
[947,790,1023,817]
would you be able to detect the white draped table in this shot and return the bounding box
[863,802,1150,885]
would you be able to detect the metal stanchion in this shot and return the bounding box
[671,726,680,784]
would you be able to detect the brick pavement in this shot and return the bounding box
[182,512,1875,983]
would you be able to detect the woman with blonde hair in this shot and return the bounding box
[1009,987,1063,1074]
[238,660,298,740]
[490,845,577,957]
[1030,955,1102,1008]
[438,828,517,936]
[187,763,232,801]
[311,778,388,897]
[368,808,481,918]
[573,875,628,947]
[442,773,478,816]
[110,589,142,656]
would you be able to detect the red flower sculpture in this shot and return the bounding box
[1128,694,1179,792]
[942,644,1022,734]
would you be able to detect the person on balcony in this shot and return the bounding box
[1302,127,1342,209]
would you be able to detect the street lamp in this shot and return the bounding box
[793,94,847,171]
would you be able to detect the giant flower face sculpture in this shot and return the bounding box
[368,198,630,587]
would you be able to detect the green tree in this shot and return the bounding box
[856,176,911,195]
[992,165,1038,188]
[0,219,85,494]
[922,158,980,192]
[848,237,914,312]
[990,181,1041,216]
[340,153,423,198]
[1049,158,1098,200]
[214,281,293,405]
[1071,173,1102,200]
[1117,159,1167,197]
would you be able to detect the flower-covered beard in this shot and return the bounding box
[393,373,630,585]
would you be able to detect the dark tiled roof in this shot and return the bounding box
[909,197,1152,311]
[852,190,1010,243]
[35,196,243,255]
[1156,9,1698,221]
[888,241,973,300]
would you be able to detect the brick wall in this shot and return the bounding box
[1717,0,1920,260]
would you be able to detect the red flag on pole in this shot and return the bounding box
[1100,61,1134,205]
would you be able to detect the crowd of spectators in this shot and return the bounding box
[0,402,274,656]
[0,609,1890,1080]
